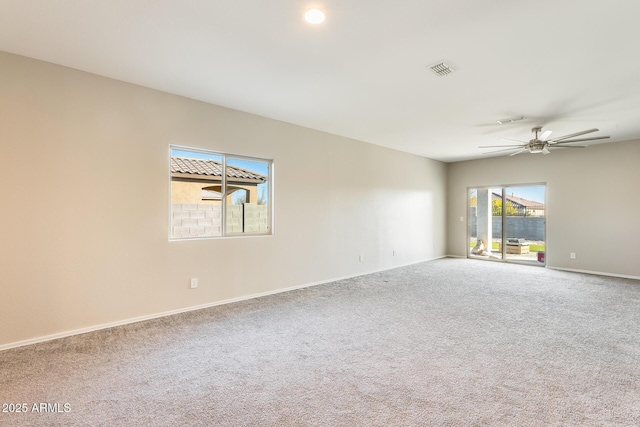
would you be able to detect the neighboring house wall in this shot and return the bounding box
[171,181,217,204]
[171,175,267,238]
[171,180,257,204]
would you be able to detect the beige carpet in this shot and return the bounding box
[1,258,639,426]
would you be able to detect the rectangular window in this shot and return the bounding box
[169,146,272,240]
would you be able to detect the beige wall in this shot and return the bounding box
[447,139,640,278]
[0,52,447,348]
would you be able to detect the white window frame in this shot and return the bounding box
[169,145,274,240]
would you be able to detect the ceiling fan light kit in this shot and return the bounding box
[479,126,610,157]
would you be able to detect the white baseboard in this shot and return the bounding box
[546,266,640,281]
[444,255,640,281]
[0,257,442,352]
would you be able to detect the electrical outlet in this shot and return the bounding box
[359,255,364,262]
[570,253,576,259]
[392,249,396,256]
[190,278,198,288]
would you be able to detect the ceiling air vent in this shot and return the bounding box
[496,115,526,125]
[428,61,455,76]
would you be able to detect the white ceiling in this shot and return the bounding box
[2,0,640,162]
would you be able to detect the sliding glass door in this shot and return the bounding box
[468,187,503,260]
[468,185,546,266]
[504,186,546,264]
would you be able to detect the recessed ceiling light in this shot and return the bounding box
[305,8,325,24]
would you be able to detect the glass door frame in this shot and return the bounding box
[467,183,546,267]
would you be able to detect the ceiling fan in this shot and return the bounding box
[480,126,610,156]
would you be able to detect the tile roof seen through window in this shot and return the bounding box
[171,157,266,182]
[492,192,544,210]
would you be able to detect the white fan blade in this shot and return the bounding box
[542,147,551,155]
[554,136,610,144]
[550,145,586,149]
[509,149,528,157]
[479,144,524,148]
[549,128,599,143]
[540,130,552,141]
[482,147,525,155]
[501,138,528,143]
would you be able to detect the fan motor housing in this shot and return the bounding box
[529,140,546,153]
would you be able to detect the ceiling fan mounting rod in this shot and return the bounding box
[532,126,543,139]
